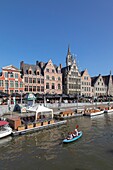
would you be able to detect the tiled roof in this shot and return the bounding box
[91,76,99,86]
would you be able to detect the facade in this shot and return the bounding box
[81,69,92,97]
[20,61,44,94]
[20,60,62,94]
[62,46,81,95]
[102,71,113,96]
[43,60,62,94]
[91,74,107,97]
[0,65,24,94]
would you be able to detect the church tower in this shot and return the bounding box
[66,45,73,66]
[108,70,113,95]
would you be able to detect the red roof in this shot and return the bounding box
[0,121,9,126]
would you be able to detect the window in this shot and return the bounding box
[15,81,18,88]
[33,86,36,91]
[5,80,8,89]
[52,83,55,89]
[25,77,28,83]
[37,78,40,84]
[41,79,44,84]
[10,81,14,88]
[58,84,61,89]
[29,78,32,83]
[52,69,54,73]
[29,70,32,74]
[4,72,8,78]
[46,68,49,72]
[46,75,49,80]
[10,90,14,94]
[29,86,32,91]
[41,86,44,92]
[25,86,28,91]
[33,78,36,83]
[0,80,3,87]
[52,76,55,80]
[37,86,40,92]
[10,73,14,78]
[15,73,18,79]
[20,82,23,88]
[58,77,61,81]
[37,71,40,75]
[46,83,49,89]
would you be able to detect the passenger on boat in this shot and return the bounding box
[67,132,73,140]
[74,128,78,136]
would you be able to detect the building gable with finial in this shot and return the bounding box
[62,45,81,95]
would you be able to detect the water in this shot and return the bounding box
[1,113,113,170]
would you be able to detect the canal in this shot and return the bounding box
[0,112,113,170]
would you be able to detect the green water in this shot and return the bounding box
[0,113,113,170]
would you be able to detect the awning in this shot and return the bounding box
[0,121,9,126]
[36,105,53,120]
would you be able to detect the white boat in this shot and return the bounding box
[104,109,113,113]
[83,109,104,117]
[0,121,12,139]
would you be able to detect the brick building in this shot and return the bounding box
[81,69,92,97]
[0,65,24,94]
[20,60,62,94]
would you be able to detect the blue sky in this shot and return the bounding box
[0,0,113,76]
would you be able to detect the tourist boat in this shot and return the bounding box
[83,108,104,117]
[0,121,12,139]
[104,107,113,113]
[63,131,82,143]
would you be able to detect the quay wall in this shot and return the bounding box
[0,102,113,116]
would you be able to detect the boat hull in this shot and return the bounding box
[83,110,104,117]
[104,109,113,113]
[63,131,82,143]
[0,129,12,139]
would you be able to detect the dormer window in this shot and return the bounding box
[46,68,49,72]
[29,70,32,74]
[37,71,40,75]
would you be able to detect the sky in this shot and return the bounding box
[0,0,113,76]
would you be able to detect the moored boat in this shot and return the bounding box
[104,107,113,113]
[63,131,82,143]
[83,108,104,117]
[0,121,12,139]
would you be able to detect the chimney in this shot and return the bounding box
[60,64,62,69]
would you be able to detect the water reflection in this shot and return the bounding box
[1,113,113,169]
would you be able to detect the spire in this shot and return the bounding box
[110,70,111,75]
[67,44,71,55]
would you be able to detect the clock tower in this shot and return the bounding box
[66,45,73,66]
